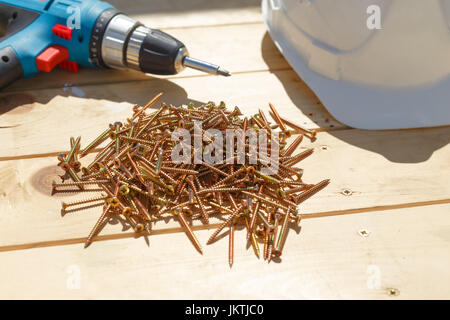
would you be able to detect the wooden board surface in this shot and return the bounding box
[0,70,336,159]
[108,0,263,29]
[0,0,449,299]
[1,204,449,299]
[0,128,449,249]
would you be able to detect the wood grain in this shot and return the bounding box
[0,203,448,299]
[0,70,335,158]
[109,0,262,29]
[1,0,449,300]
[0,127,448,248]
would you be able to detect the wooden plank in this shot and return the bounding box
[109,0,262,29]
[0,70,330,158]
[4,23,287,92]
[0,126,449,247]
[0,204,449,299]
[297,126,450,214]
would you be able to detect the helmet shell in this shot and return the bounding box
[263,0,450,129]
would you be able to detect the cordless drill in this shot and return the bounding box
[0,0,230,89]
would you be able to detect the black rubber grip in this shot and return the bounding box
[89,8,120,68]
[0,3,40,42]
[138,28,185,75]
[0,11,8,37]
[0,46,23,89]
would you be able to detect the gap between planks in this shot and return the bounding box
[1,198,448,253]
[0,125,349,161]
[161,20,263,31]
[3,122,450,162]
[0,127,351,161]
[2,67,291,94]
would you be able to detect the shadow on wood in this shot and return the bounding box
[261,32,450,163]
[0,76,204,118]
[109,0,260,15]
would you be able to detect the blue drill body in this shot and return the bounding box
[0,0,229,89]
[0,0,112,78]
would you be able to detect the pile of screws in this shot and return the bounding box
[52,93,329,266]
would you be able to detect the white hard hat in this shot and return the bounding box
[262,0,450,129]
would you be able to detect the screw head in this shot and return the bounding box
[134,223,145,233]
[233,106,243,116]
[108,197,120,207]
[272,249,282,258]
[255,228,265,238]
[119,185,130,196]
[72,161,81,171]
[122,207,132,217]
[166,185,175,195]
[137,145,147,154]
[341,188,353,196]
[276,188,286,198]
[387,288,400,296]
[60,162,70,171]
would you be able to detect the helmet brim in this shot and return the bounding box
[263,2,450,130]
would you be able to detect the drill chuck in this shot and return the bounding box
[90,10,230,77]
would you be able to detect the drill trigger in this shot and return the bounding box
[52,24,73,40]
[36,45,69,72]
[59,60,79,72]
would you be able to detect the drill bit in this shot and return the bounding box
[183,56,231,77]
